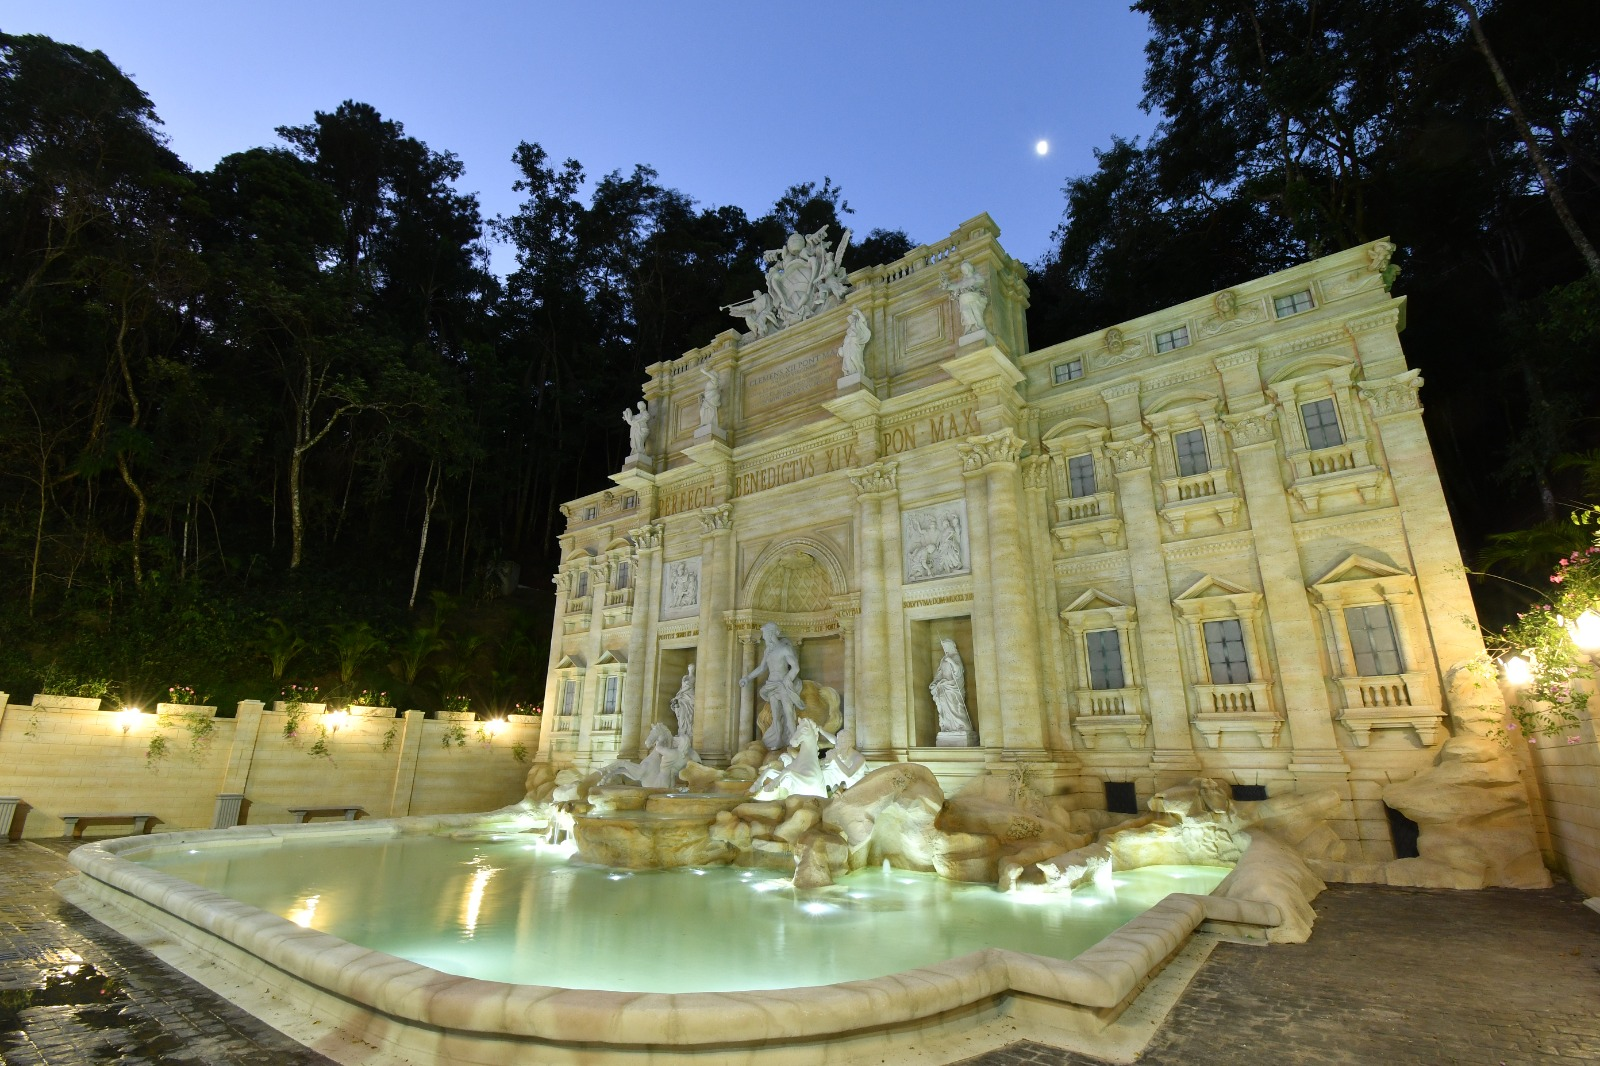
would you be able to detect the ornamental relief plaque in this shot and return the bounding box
[902,500,971,584]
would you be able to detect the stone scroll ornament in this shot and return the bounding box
[725,226,852,336]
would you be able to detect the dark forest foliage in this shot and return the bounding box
[2,3,1596,708]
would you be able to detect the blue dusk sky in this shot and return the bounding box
[7,2,1158,270]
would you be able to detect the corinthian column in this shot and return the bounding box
[694,504,736,762]
[958,430,1047,757]
[847,461,897,757]
[620,522,662,757]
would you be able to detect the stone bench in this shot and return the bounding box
[61,813,156,838]
[286,806,365,823]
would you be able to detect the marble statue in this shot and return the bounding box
[598,722,700,790]
[821,725,867,792]
[622,401,650,456]
[941,261,989,336]
[697,365,722,431]
[739,621,804,750]
[669,664,696,738]
[728,226,852,334]
[930,639,975,740]
[837,308,870,377]
[751,716,832,801]
[725,289,777,338]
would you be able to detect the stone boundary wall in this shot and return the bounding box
[1511,679,1600,897]
[0,695,538,839]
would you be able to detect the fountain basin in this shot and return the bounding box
[63,811,1291,1064]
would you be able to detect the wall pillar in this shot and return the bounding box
[736,631,760,749]
[959,430,1048,758]
[694,504,736,762]
[847,462,897,756]
[620,523,662,757]
[388,709,427,817]
[537,572,571,762]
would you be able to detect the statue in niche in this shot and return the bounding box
[941,261,989,335]
[930,639,973,734]
[739,621,804,750]
[669,664,696,738]
[698,364,722,430]
[727,226,852,333]
[837,308,870,377]
[622,401,650,456]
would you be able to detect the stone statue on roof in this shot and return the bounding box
[727,225,852,336]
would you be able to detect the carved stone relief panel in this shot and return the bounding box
[660,556,702,620]
[902,499,971,584]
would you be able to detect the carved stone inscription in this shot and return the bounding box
[659,482,713,518]
[661,557,702,620]
[880,405,980,457]
[742,350,837,416]
[735,441,858,498]
[902,500,971,583]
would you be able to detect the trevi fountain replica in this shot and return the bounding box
[64,217,1548,1064]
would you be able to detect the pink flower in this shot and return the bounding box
[1569,736,1582,744]
[1552,574,1565,583]
[1588,546,1599,555]
[1560,558,1570,566]
[1507,722,1519,731]
[1529,737,1538,744]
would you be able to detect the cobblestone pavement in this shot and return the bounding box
[4,839,1598,1065]
[0,839,334,1066]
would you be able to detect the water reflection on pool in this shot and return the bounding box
[136,835,1227,993]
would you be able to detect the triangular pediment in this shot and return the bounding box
[1174,574,1253,601]
[594,649,626,666]
[554,653,584,670]
[1063,588,1129,613]
[1312,553,1408,587]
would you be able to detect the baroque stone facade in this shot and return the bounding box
[539,214,1517,864]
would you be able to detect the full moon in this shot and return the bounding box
[1035,139,1049,156]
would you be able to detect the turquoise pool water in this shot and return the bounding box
[136,835,1227,993]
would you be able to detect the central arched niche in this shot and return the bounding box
[740,538,847,700]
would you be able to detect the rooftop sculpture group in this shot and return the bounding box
[726,226,853,338]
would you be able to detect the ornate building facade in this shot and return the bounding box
[539,214,1485,862]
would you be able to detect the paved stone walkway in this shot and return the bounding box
[3,837,1598,1065]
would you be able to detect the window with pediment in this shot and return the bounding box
[1041,421,1122,553]
[1308,554,1442,747]
[1271,360,1387,514]
[1144,397,1241,536]
[1060,589,1146,750]
[1172,575,1282,748]
[590,649,627,737]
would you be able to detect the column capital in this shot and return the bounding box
[847,460,899,498]
[1221,405,1279,449]
[1107,434,1154,473]
[957,429,1025,473]
[697,504,733,534]
[628,522,664,550]
[1358,368,1423,418]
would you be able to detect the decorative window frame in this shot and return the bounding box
[590,649,627,739]
[1060,589,1146,750]
[550,654,585,747]
[601,542,637,627]
[1269,360,1387,513]
[561,558,595,631]
[1040,421,1122,553]
[1308,554,1442,747]
[1172,575,1282,748]
[1143,397,1242,536]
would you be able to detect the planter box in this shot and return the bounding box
[272,701,328,715]
[157,703,218,718]
[438,711,476,722]
[508,714,541,727]
[347,706,397,719]
[33,695,105,712]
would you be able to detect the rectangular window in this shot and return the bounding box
[1173,428,1210,477]
[1067,453,1097,498]
[561,680,577,715]
[575,571,588,598]
[1345,605,1403,676]
[1203,619,1251,684]
[1300,398,1344,450]
[1052,359,1083,385]
[1274,290,1314,318]
[1085,629,1126,690]
[583,506,597,520]
[623,495,638,509]
[615,562,630,589]
[603,675,620,714]
[1154,325,1190,353]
